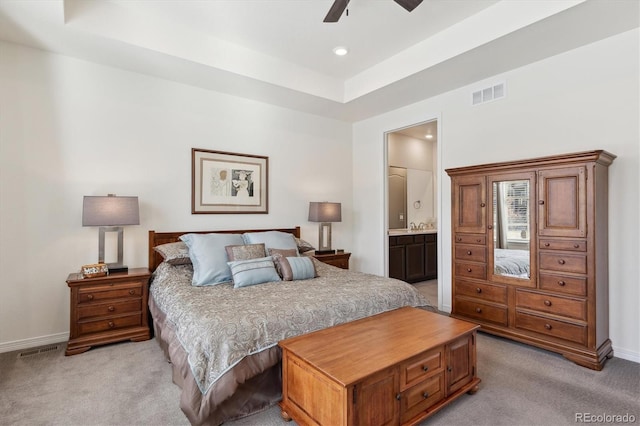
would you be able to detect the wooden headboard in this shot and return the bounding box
[148,226,301,272]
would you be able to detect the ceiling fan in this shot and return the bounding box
[324,0,423,23]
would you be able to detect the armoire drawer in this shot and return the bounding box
[454,234,486,245]
[455,280,507,304]
[455,298,507,326]
[516,290,586,321]
[539,252,587,274]
[539,273,587,296]
[455,245,486,263]
[515,311,587,345]
[539,239,587,252]
[455,262,486,280]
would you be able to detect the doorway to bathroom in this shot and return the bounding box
[385,119,439,309]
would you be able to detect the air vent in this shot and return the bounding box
[17,344,61,359]
[471,81,506,106]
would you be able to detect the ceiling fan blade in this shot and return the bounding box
[393,0,423,12]
[324,0,350,23]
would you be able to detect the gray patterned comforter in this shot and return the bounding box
[150,258,430,395]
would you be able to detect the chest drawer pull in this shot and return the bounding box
[476,239,482,243]
[476,287,482,293]
[574,244,580,248]
[422,365,429,372]
[467,268,472,273]
[467,250,472,255]
[396,393,401,401]
[423,392,429,399]
[480,203,486,207]
[558,280,566,286]
[475,307,482,313]
[457,237,462,242]
[108,306,115,312]
[558,259,566,265]
[544,300,552,307]
[544,243,550,247]
[129,289,135,295]
[87,294,94,300]
[108,321,115,328]
[539,200,544,205]
[545,324,552,330]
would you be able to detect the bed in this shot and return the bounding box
[147,227,430,425]
[494,248,530,278]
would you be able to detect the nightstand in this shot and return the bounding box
[65,267,151,356]
[312,252,351,269]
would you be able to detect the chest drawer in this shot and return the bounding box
[455,298,507,326]
[454,234,486,245]
[539,273,587,296]
[515,311,587,345]
[78,282,143,304]
[539,239,586,252]
[77,299,142,321]
[78,314,142,335]
[455,280,507,304]
[516,290,586,321]
[401,347,443,390]
[400,373,444,424]
[539,252,587,274]
[455,262,486,280]
[455,245,486,263]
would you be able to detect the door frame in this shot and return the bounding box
[383,116,443,310]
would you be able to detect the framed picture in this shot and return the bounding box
[192,148,269,214]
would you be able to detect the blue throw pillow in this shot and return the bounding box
[286,256,317,280]
[180,233,245,286]
[227,256,282,288]
[242,231,299,255]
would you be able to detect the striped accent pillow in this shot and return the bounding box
[227,256,281,288]
[276,256,317,281]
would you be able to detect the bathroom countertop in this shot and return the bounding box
[388,229,437,236]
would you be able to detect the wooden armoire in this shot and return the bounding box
[446,150,615,370]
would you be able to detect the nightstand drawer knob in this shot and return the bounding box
[545,324,552,330]
[475,307,482,313]
[476,287,482,293]
[87,294,94,300]
[467,250,472,255]
[558,259,566,265]
[423,392,429,399]
[129,289,135,295]
[558,281,566,286]
[544,300,552,307]
[108,321,115,328]
[422,365,429,372]
[108,306,115,312]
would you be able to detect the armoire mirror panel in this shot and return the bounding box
[488,173,536,286]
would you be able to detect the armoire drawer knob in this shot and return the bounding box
[108,306,115,312]
[423,392,429,399]
[475,307,482,313]
[544,243,550,247]
[539,200,545,205]
[87,294,94,300]
[544,324,552,330]
[422,365,429,372]
[467,250,472,255]
[476,288,482,293]
[487,225,493,230]
[108,321,115,328]
[558,259,566,265]
[467,268,472,273]
[480,203,486,207]
[457,237,462,242]
[574,244,580,248]
[544,300,552,306]
[558,281,566,286]
[129,289,135,295]
[476,239,482,243]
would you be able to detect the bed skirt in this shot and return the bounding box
[149,295,283,426]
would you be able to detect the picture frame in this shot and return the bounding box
[192,148,269,214]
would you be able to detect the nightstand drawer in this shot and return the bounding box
[78,314,142,335]
[311,252,351,270]
[77,299,142,321]
[78,283,142,303]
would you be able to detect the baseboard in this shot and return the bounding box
[612,345,640,364]
[0,332,69,354]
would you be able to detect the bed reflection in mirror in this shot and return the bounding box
[493,179,530,279]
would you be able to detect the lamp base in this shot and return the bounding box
[107,264,129,274]
[314,250,336,255]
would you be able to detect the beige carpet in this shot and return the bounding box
[1,326,638,426]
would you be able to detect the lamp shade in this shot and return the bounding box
[308,202,342,223]
[82,195,140,226]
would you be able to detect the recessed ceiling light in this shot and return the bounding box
[333,46,349,56]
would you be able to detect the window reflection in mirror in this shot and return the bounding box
[492,180,530,279]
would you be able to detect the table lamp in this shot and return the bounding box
[308,201,341,254]
[82,194,140,273]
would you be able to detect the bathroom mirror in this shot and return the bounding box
[489,173,535,285]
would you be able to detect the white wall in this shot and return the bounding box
[0,41,352,350]
[353,29,640,362]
